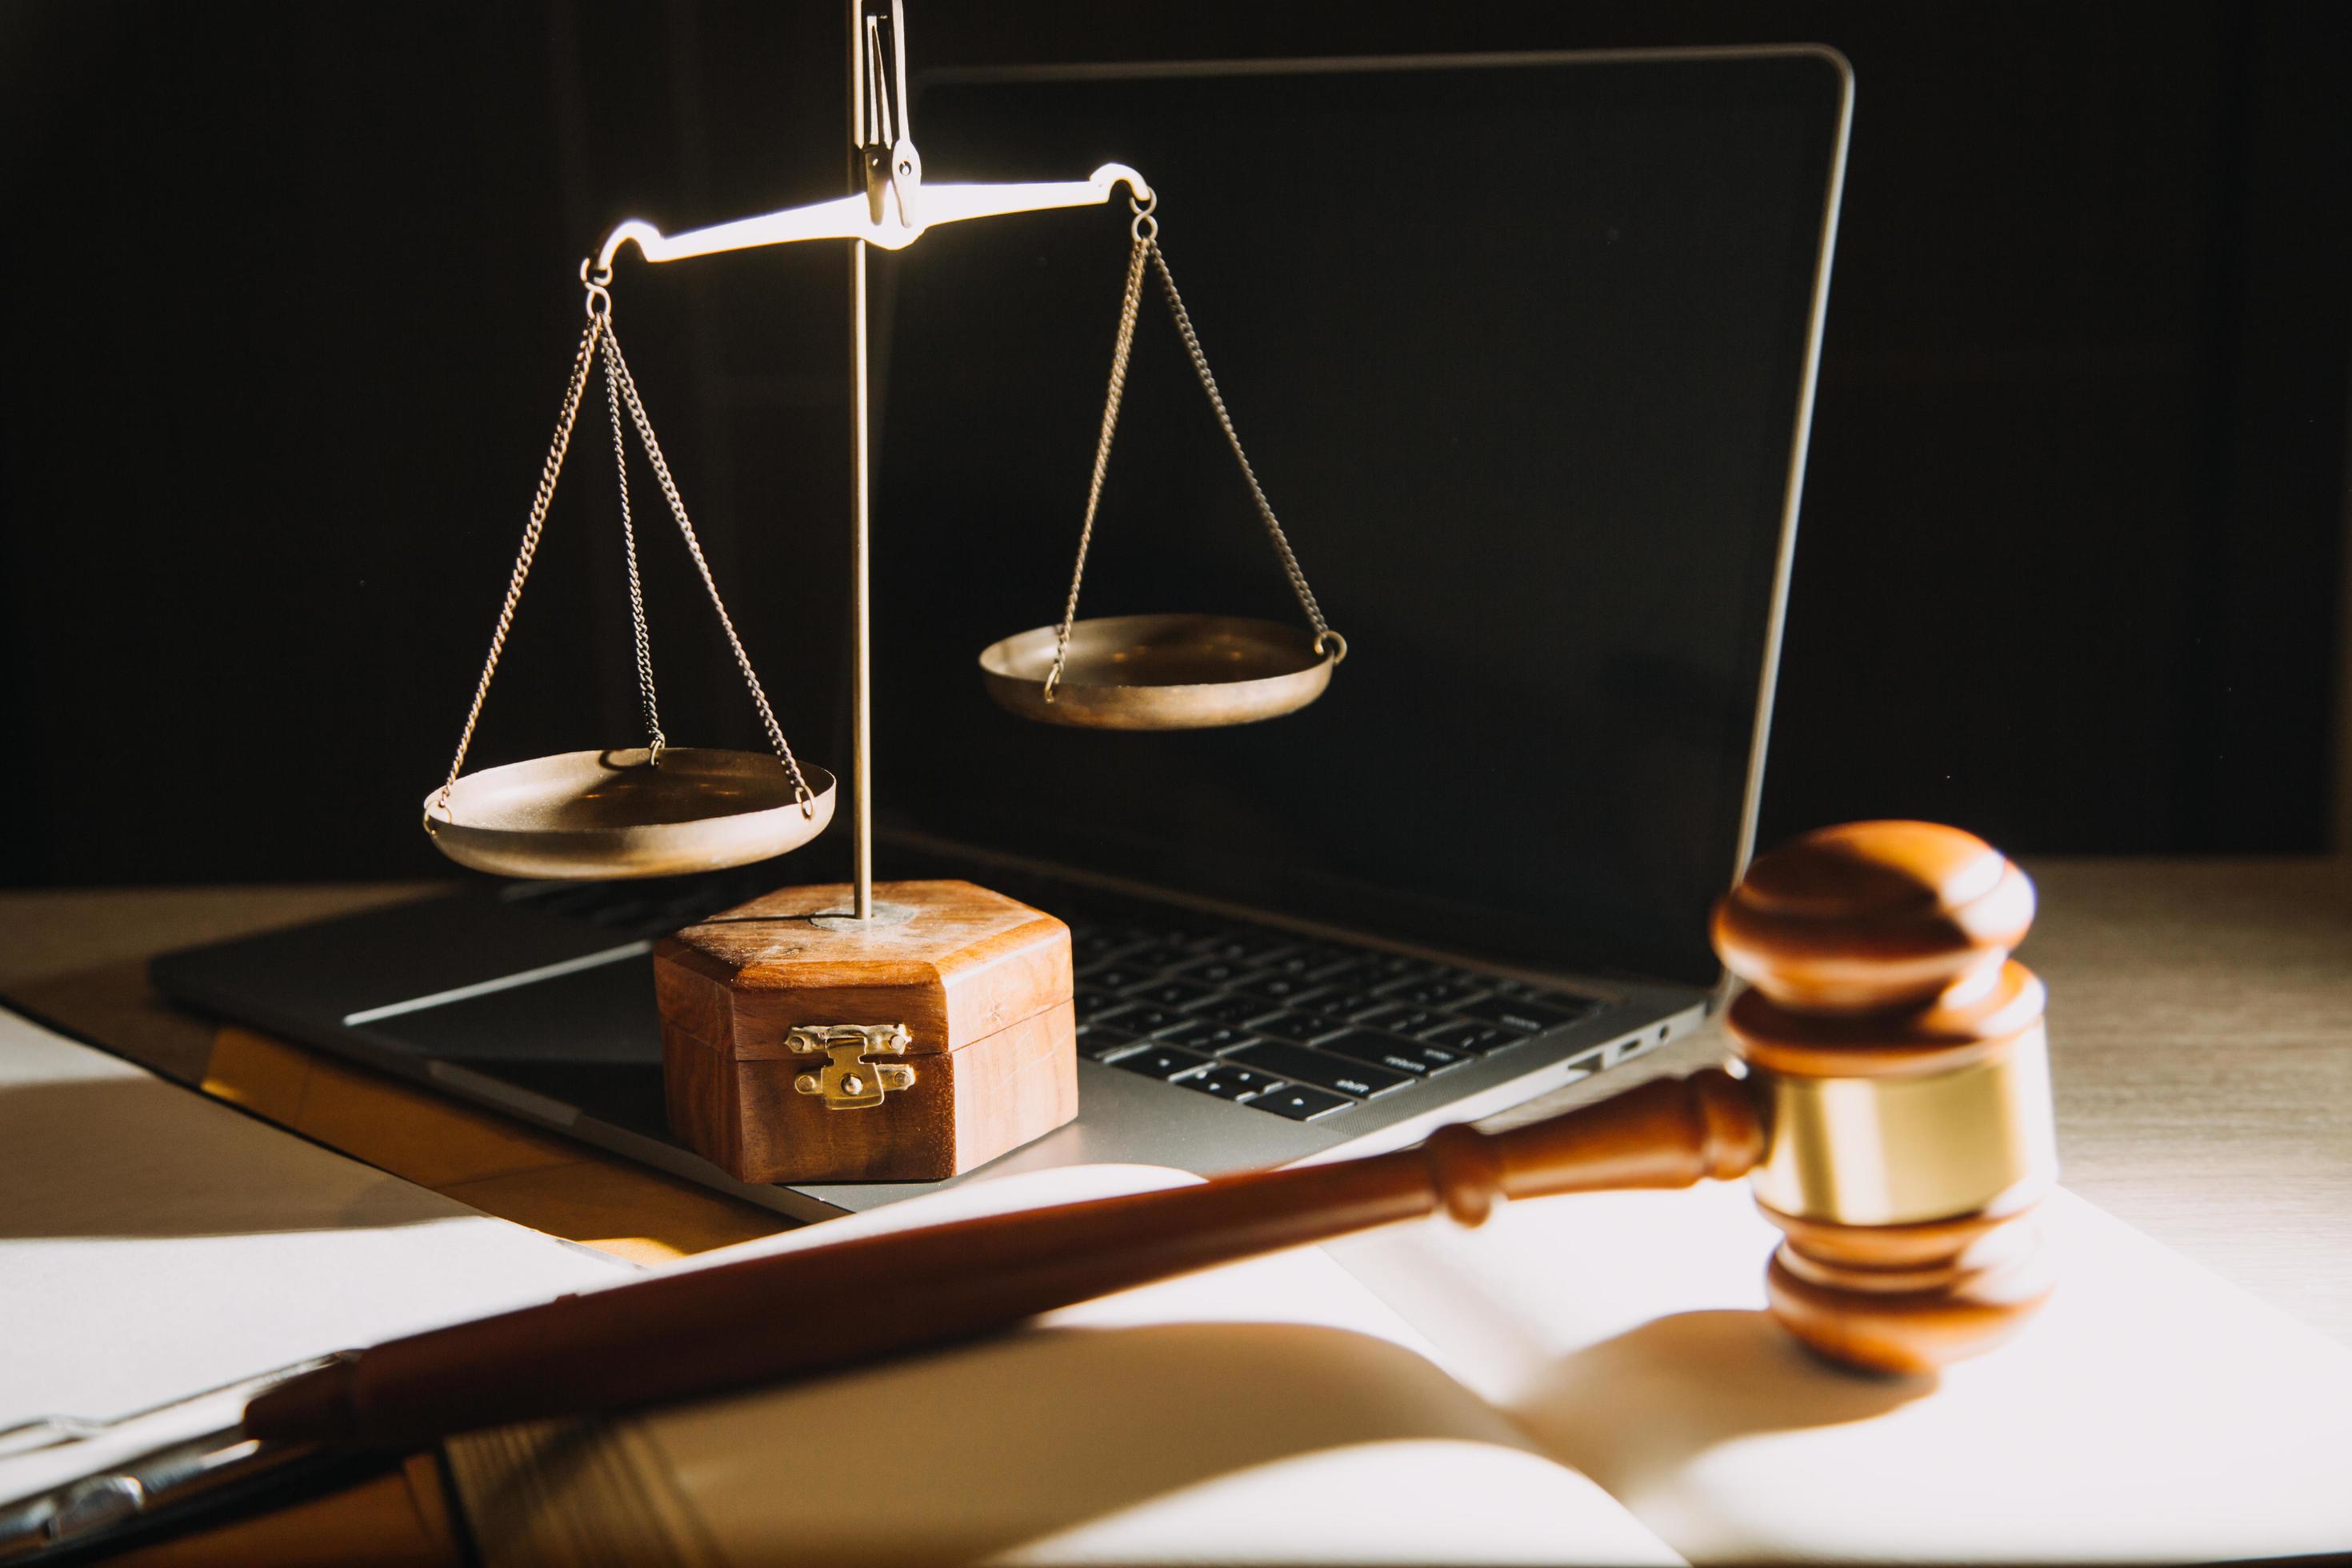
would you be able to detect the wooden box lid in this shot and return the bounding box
[653,880,1072,1060]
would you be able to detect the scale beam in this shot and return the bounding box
[592,165,1153,277]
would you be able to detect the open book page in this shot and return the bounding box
[0,1009,631,1509]
[1331,1181,2352,1564]
[446,1164,1685,1568]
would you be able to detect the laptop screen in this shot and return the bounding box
[872,50,1848,988]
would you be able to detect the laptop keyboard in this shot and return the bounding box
[1060,914,1600,1120]
[505,866,1606,1124]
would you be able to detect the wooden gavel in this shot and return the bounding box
[247,821,2056,1450]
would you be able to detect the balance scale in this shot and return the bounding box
[415,2,1350,1183]
[423,0,1346,894]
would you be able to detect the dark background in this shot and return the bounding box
[3,1,2347,886]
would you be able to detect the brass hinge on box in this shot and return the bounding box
[788,1023,915,1110]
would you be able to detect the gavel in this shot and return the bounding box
[247,820,2057,1450]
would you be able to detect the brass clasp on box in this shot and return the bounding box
[788,1024,915,1110]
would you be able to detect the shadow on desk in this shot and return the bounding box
[0,1074,465,1240]
[1507,1308,1930,1498]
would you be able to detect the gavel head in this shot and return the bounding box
[1712,821,2059,1374]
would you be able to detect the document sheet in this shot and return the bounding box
[0,1010,629,1507]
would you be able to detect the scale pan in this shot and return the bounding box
[980,614,1335,730]
[423,749,836,879]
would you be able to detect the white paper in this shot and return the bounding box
[1333,1181,2352,1563]
[0,1009,629,1507]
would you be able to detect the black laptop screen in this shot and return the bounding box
[872,51,1847,987]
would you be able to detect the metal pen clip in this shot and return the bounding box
[0,1426,321,1563]
[0,1357,350,1562]
[858,0,921,227]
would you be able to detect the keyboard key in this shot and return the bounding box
[1095,1003,1184,1034]
[1230,1042,1410,1098]
[1081,963,1151,991]
[1485,980,1596,1010]
[1074,1023,1141,1062]
[1176,1064,1286,1100]
[1242,972,1320,1002]
[1108,1044,1216,1081]
[1425,1021,1526,1054]
[1253,1010,1342,1043]
[1120,943,1197,973]
[1248,1084,1354,1121]
[1368,954,1442,982]
[1355,1005,1447,1038]
[1207,1031,1279,1056]
[1183,934,1250,960]
[1461,994,1596,1034]
[1318,1029,1470,1078]
[1133,980,1214,1008]
[1378,977,1486,1008]
[1172,956,1252,985]
[1308,961,1384,991]
[1258,948,1341,977]
[1300,989,1381,1018]
[1162,1020,1249,1054]
[1074,990,1116,1022]
[1185,994,1269,1026]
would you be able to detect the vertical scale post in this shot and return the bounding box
[846,2,874,920]
[849,241,874,920]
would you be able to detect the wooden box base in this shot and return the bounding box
[654,881,1078,1184]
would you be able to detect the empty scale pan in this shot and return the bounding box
[981,614,1341,729]
[426,750,836,879]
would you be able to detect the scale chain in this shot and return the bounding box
[436,310,607,812]
[1048,201,1344,699]
[603,329,817,814]
[1148,240,1338,657]
[604,336,667,763]
[435,277,814,821]
[1048,234,1150,700]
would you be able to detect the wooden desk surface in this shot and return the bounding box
[4,858,2349,1342]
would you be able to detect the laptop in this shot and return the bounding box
[150,46,1850,1223]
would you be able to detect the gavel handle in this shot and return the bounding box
[246,1068,1763,1450]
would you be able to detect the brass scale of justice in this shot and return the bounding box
[422,0,1347,894]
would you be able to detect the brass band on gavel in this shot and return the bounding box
[1736,963,2058,1228]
